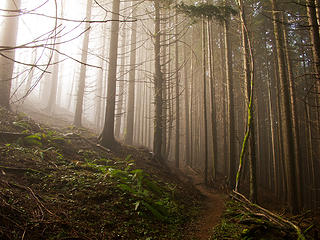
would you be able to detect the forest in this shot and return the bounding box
[0,0,319,239]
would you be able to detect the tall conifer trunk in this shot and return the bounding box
[175,7,180,168]
[0,0,21,108]
[202,19,209,185]
[74,0,92,126]
[153,0,163,160]
[125,4,137,145]
[101,0,121,148]
[270,0,298,213]
[224,17,235,189]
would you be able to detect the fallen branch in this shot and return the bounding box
[64,133,111,152]
[5,181,57,219]
[0,165,42,174]
[231,191,306,240]
[0,131,29,142]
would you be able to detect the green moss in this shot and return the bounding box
[210,201,297,240]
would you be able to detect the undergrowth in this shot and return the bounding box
[0,107,199,240]
[210,201,316,240]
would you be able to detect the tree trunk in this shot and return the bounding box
[282,13,302,208]
[153,0,163,160]
[190,26,195,167]
[24,50,37,98]
[74,0,92,126]
[0,0,21,108]
[125,5,137,145]
[175,8,180,168]
[184,34,190,167]
[270,0,298,213]
[101,0,121,148]
[224,18,235,189]
[307,0,320,79]
[207,18,217,180]
[96,24,107,131]
[235,0,257,203]
[202,19,209,185]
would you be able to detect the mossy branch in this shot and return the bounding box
[0,165,42,174]
[231,191,306,240]
[235,105,252,192]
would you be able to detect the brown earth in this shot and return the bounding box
[178,167,226,240]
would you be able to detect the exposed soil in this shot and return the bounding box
[177,167,225,240]
[194,186,225,239]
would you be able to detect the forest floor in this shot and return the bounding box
[13,102,229,239]
[178,167,226,240]
[1,104,319,240]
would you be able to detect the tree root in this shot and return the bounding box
[231,190,306,240]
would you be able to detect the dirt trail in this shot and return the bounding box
[181,167,226,240]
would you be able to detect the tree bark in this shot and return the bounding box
[202,19,209,185]
[207,18,217,180]
[184,34,190,167]
[224,18,235,189]
[0,0,21,108]
[153,0,163,160]
[74,0,92,127]
[96,24,107,131]
[282,13,302,208]
[175,8,180,168]
[101,0,121,148]
[270,0,298,213]
[125,4,137,145]
[235,0,257,203]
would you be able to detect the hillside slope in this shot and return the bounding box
[0,107,202,240]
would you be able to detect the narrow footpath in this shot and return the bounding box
[181,167,226,240]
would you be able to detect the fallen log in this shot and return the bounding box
[0,131,29,142]
[231,190,306,240]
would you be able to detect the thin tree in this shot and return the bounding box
[202,18,209,185]
[125,4,138,145]
[270,0,298,213]
[183,33,190,166]
[223,3,236,189]
[74,0,92,126]
[153,0,164,160]
[101,0,121,148]
[175,5,180,168]
[46,1,64,114]
[96,24,107,131]
[234,0,257,203]
[207,16,217,179]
